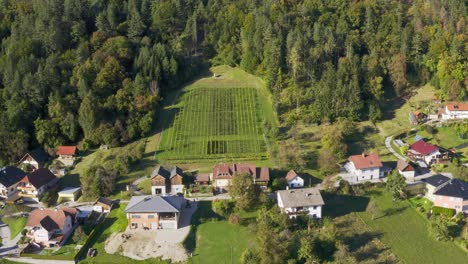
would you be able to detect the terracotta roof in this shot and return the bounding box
[349,153,383,170]
[0,166,26,187]
[285,170,298,181]
[396,160,415,172]
[26,208,79,231]
[446,103,468,111]
[195,173,210,182]
[19,168,57,188]
[56,146,77,156]
[410,140,439,156]
[212,163,269,182]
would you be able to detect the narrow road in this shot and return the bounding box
[385,136,406,160]
[0,220,21,257]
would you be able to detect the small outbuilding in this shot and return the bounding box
[93,197,114,213]
[57,187,81,203]
[396,159,416,182]
[285,170,304,188]
[195,173,210,185]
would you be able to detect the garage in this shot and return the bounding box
[160,221,177,229]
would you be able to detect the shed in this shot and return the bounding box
[57,187,81,202]
[93,197,114,213]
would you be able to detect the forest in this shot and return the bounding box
[0,0,466,166]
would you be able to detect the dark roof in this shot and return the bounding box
[20,168,57,188]
[94,197,113,207]
[422,174,450,187]
[29,149,48,164]
[410,140,439,155]
[434,179,468,199]
[151,166,183,180]
[125,195,184,213]
[0,166,26,187]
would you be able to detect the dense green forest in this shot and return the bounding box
[0,0,466,166]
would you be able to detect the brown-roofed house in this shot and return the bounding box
[150,166,184,195]
[285,170,304,188]
[17,168,58,202]
[347,153,384,182]
[195,173,210,185]
[93,197,114,213]
[396,159,416,181]
[56,146,77,167]
[211,163,270,191]
[25,207,79,247]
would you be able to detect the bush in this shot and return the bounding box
[228,214,240,225]
[212,200,234,217]
[338,180,352,195]
[432,206,455,218]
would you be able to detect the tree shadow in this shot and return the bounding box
[343,231,384,252]
[322,193,370,218]
[374,206,408,219]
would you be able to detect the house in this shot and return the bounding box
[422,174,450,201]
[57,187,81,203]
[397,159,416,182]
[211,163,270,191]
[285,170,304,188]
[93,197,114,213]
[17,168,58,202]
[150,166,184,195]
[125,195,185,230]
[277,187,324,219]
[195,173,210,185]
[25,207,79,247]
[56,146,77,167]
[0,167,26,199]
[407,140,450,165]
[441,102,468,120]
[17,149,48,171]
[346,153,384,182]
[433,179,468,213]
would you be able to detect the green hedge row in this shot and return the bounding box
[432,206,455,218]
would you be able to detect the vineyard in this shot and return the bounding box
[158,86,268,162]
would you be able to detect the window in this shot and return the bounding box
[131,215,141,219]
[148,215,155,219]
[313,206,317,210]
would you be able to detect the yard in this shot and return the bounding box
[2,216,27,238]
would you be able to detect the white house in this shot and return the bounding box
[25,208,79,247]
[17,168,58,202]
[441,103,468,120]
[285,170,304,188]
[347,153,384,182]
[17,149,48,171]
[396,159,416,182]
[422,174,450,201]
[0,167,26,199]
[277,187,324,219]
[407,140,445,165]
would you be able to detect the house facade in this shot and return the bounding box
[407,140,450,165]
[17,168,58,202]
[56,146,77,167]
[441,103,468,120]
[93,197,114,213]
[346,153,384,182]
[277,187,324,219]
[433,179,468,213]
[17,149,48,171]
[211,163,270,191]
[397,159,416,182]
[150,166,184,195]
[422,174,450,201]
[0,167,26,199]
[125,195,184,230]
[285,170,304,188]
[25,208,79,247]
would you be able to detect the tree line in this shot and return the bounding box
[0,0,466,165]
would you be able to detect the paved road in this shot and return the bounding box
[5,258,74,264]
[0,220,21,257]
[385,136,406,160]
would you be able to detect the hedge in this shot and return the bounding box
[432,206,455,218]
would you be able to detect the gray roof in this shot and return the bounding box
[151,166,183,180]
[277,187,324,208]
[422,174,450,187]
[434,179,468,199]
[125,195,184,213]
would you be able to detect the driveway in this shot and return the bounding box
[0,220,21,257]
[385,136,406,160]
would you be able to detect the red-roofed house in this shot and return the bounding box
[56,146,77,167]
[25,207,79,247]
[347,153,384,182]
[442,102,468,120]
[285,170,304,188]
[211,163,269,191]
[406,140,449,165]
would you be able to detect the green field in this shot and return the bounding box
[159,87,266,161]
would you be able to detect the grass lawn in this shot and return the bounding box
[403,125,468,150]
[359,190,468,264]
[185,201,256,264]
[2,216,27,238]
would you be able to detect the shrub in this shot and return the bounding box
[229,214,240,225]
[339,180,352,195]
[432,206,455,218]
[212,200,234,217]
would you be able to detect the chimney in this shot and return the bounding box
[306,193,312,197]
[362,153,367,158]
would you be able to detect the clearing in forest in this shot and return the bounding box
[158,66,273,162]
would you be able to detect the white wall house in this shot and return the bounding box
[277,188,324,219]
[286,170,304,188]
[0,167,25,199]
[347,153,383,182]
[441,103,468,120]
[397,159,416,182]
